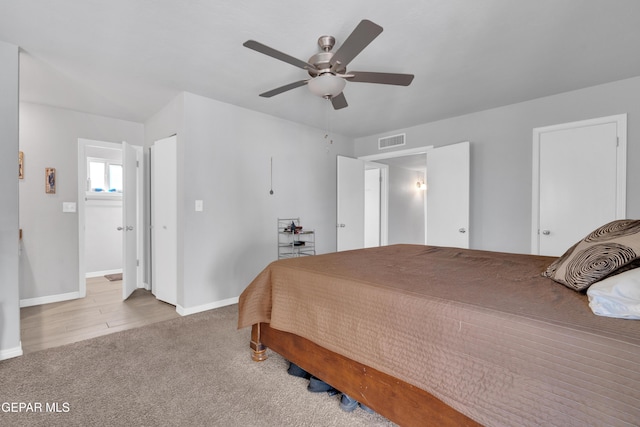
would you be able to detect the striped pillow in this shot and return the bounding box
[542,220,640,291]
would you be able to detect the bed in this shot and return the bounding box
[238,243,640,426]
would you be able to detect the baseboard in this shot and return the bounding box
[20,291,81,308]
[86,269,122,278]
[176,296,239,316]
[0,343,23,360]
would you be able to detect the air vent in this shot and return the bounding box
[378,133,406,150]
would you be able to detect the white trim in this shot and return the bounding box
[85,269,122,279]
[0,344,23,360]
[359,145,434,162]
[176,296,239,316]
[20,291,81,308]
[531,114,627,254]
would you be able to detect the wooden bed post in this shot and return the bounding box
[250,323,268,362]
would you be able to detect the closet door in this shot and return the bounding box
[532,115,626,256]
[151,135,177,305]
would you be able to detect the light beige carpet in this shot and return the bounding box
[0,304,396,426]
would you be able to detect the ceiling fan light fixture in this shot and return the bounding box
[308,74,346,98]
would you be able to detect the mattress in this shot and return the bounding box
[238,244,640,426]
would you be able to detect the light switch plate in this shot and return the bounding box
[63,202,77,213]
[195,200,203,212]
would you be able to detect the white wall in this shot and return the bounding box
[19,103,144,301]
[355,76,640,254]
[145,92,354,313]
[0,41,21,359]
[182,92,353,309]
[388,166,425,245]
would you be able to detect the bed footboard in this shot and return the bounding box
[249,323,480,427]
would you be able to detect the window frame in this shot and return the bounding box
[86,157,123,199]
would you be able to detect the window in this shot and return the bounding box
[87,158,123,194]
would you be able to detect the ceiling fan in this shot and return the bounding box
[243,19,414,110]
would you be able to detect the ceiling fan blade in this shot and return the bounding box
[348,71,414,86]
[331,92,348,110]
[243,40,316,71]
[330,20,383,69]
[259,80,308,98]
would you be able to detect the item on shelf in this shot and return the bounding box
[278,218,315,259]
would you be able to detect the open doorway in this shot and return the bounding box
[339,142,469,251]
[77,138,144,299]
[367,154,427,246]
[359,147,431,247]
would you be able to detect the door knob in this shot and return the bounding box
[337,224,346,228]
[117,226,124,231]
[458,228,466,233]
[542,230,551,235]
[126,226,134,231]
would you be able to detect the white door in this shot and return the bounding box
[337,155,365,251]
[426,141,470,248]
[533,115,626,256]
[151,136,177,305]
[121,141,138,300]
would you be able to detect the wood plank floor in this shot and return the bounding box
[20,276,180,354]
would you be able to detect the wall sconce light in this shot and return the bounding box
[416,180,427,191]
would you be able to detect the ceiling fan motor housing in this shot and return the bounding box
[308,35,347,77]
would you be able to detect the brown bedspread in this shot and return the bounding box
[238,245,640,426]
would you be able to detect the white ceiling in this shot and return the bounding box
[2,0,640,138]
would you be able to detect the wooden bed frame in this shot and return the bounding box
[250,322,481,427]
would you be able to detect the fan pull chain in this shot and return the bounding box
[324,98,333,150]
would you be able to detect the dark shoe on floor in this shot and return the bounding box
[339,394,359,412]
[287,362,310,379]
[307,376,335,393]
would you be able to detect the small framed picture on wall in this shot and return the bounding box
[45,167,56,194]
[19,151,24,179]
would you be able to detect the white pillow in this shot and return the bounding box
[587,268,640,319]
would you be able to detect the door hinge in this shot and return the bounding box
[616,137,619,147]
[136,160,140,167]
[136,259,139,266]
